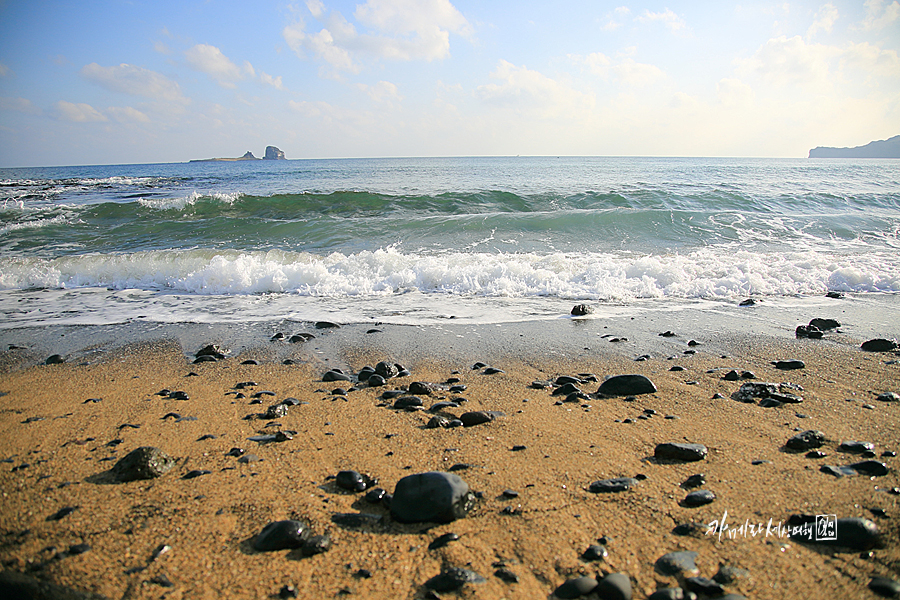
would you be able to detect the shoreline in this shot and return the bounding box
[0,311,898,599]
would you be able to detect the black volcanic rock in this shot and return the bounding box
[597,374,657,396]
[390,471,475,523]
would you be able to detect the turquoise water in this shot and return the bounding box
[1,156,898,326]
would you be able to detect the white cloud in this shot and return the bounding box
[357,80,402,103]
[861,0,900,30]
[841,41,900,83]
[601,6,631,31]
[283,0,471,75]
[80,63,189,104]
[807,3,839,38]
[260,71,284,90]
[613,58,666,87]
[636,8,687,32]
[154,41,173,55]
[476,60,594,119]
[107,106,150,123]
[54,101,107,122]
[184,44,248,88]
[569,52,612,77]
[716,78,755,108]
[737,35,839,90]
[0,97,41,114]
[306,0,325,18]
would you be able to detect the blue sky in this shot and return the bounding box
[0,0,898,166]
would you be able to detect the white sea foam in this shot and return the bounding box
[1,247,898,301]
[0,214,70,235]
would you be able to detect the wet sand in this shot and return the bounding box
[0,317,898,599]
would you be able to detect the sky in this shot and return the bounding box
[0,0,898,166]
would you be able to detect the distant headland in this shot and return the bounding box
[190,146,286,162]
[809,135,899,158]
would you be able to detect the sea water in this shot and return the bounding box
[1,156,898,330]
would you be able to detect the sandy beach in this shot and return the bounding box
[0,310,898,600]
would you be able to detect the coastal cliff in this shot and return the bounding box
[809,135,900,158]
[190,146,286,162]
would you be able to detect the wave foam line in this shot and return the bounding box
[0,247,898,300]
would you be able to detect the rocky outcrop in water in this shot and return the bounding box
[264,146,286,160]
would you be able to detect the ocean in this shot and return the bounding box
[1,156,898,332]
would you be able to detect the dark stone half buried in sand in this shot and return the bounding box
[861,338,899,352]
[111,447,175,481]
[390,471,475,524]
[553,576,598,599]
[784,430,825,451]
[425,567,486,592]
[252,519,311,551]
[654,443,708,462]
[655,551,699,576]
[588,477,639,493]
[597,374,657,396]
[787,515,880,551]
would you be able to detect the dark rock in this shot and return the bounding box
[336,470,371,492]
[655,551,699,576]
[426,416,450,429]
[237,453,260,463]
[684,577,724,596]
[330,513,383,529]
[253,520,310,551]
[460,411,495,427]
[364,488,387,504]
[390,471,475,523]
[47,506,77,521]
[375,361,399,379]
[323,369,351,382]
[262,403,289,419]
[183,469,211,479]
[682,490,716,507]
[111,447,175,481]
[429,401,460,412]
[682,474,706,488]
[315,321,340,329]
[654,443,708,462]
[428,532,460,550]
[367,374,386,387]
[571,304,593,316]
[739,298,755,306]
[553,382,582,396]
[784,430,825,451]
[408,382,432,395]
[807,450,827,459]
[45,354,66,365]
[300,534,332,556]
[279,584,298,598]
[553,576,598,598]
[869,577,900,598]
[483,367,504,374]
[713,565,751,584]
[796,325,823,339]
[877,392,900,402]
[862,339,898,352]
[196,344,225,358]
[826,291,844,298]
[582,544,609,561]
[839,441,875,454]
[393,396,424,410]
[425,567,486,592]
[595,573,631,600]
[588,477,638,493]
[788,515,879,550]
[810,318,840,330]
[849,460,889,476]
[597,374,657,396]
[494,567,519,583]
[772,359,805,370]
